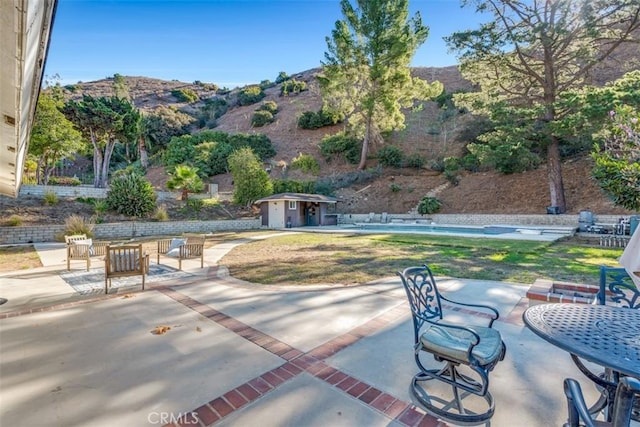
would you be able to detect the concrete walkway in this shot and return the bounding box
[0,235,625,426]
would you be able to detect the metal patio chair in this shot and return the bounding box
[564,376,640,427]
[397,265,506,424]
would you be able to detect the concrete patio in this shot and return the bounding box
[0,236,631,426]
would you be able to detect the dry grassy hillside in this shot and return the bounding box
[59,61,638,217]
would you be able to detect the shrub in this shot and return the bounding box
[259,80,275,90]
[390,183,402,192]
[238,85,265,106]
[461,153,480,172]
[63,214,94,237]
[290,153,320,175]
[258,101,278,114]
[404,153,425,169]
[194,81,218,92]
[272,179,316,194]
[93,200,108,214]
[297,109,342,129]
[417,196,442,215]
[48,176,81,186]
[280,79,307,96]
[105,173,157,217]
[43,190,58,205]
[251,110,275,127]
[185,198,204,212]
[377,145,404,168]
[6,215,22,226]
[154,206,169,221]
[275,71,289,84]
[319,132,361,164]
[171,88,199,103]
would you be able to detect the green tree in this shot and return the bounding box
[319,0,442,170]
[166,164,205,201]
[228,147,273,206]
[62,95,142,188]
[29,88,84,185]
[112,73,130,101]
[446,0,640,213]
[141,106,193,156]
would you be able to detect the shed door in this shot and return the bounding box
[268,202,285,228]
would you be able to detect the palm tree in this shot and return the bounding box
[166,164,204,201]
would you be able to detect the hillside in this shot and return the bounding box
[53,63,638,218]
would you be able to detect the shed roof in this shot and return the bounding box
[254,193,338,204]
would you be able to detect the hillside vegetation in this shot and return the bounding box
[57,63,637,217]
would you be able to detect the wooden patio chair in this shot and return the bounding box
[65,234,108,271]
[104,244,149,294]
[157,234,205,270]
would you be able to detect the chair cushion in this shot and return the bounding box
[420,323,503,366]
[73,238,94,255]
[166,238,186,257]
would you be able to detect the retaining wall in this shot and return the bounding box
[337,212,628,227]
[0,219,261,245]
[18,184,220,201]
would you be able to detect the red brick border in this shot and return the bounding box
[159,287,445,427]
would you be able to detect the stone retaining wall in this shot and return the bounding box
[0,219,261,244]
[18,184,219,201]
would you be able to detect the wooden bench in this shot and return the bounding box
[65,234,109,271]
[157,234,205,270]
[104,244,149,294]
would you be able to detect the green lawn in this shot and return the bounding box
[220,232,625,286]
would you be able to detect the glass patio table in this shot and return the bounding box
[523,303,640,420]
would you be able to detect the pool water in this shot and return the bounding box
[331,222,576,241]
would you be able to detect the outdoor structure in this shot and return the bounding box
[254,192,338,229]
[0,0,57,197]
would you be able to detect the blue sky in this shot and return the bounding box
[45,0,485,88]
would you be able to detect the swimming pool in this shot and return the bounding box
[331,222,576,241]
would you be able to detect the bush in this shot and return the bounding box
[48,176,81,186]
[280,79,307,96]
[171,88,199,103]
[6,215,22,226]
[93,200,108,214]
[63,214,94,237]
[275,71,289,84]
[377,145,404,168]
[238,85,265,106]
[390,183,402,192]
[272,179,316,194]
[290,153,320,175]
[404,153,425,169]
[154,206,169,221]
[105,173,157,217]
[297,109,342,129]
[258,101,278,114]
[251,110,275,127]
[185,198,204,212]
[43,190,58,205]
[259,80,275,90]
[319,132,361,164]
[417,196,442,215]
